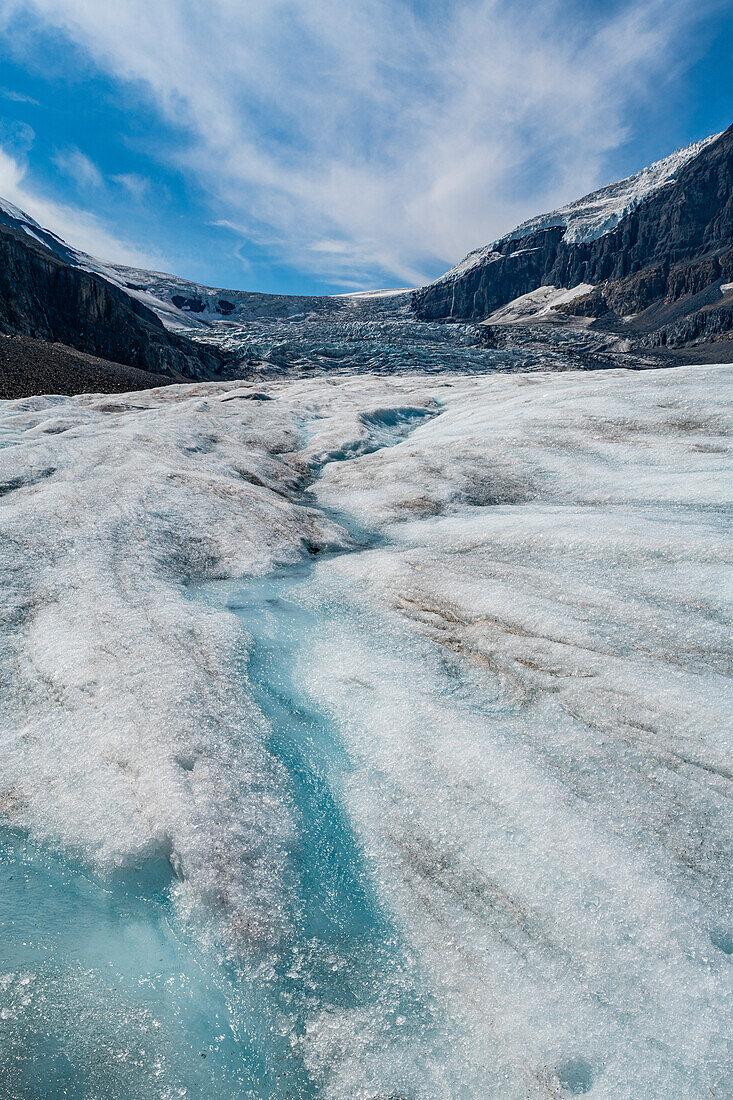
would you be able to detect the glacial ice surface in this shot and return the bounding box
[0,365,731,1098]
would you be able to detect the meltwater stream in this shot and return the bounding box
[2,389,730,1098]
[0,404,445,1099]
[0,576,428,1098]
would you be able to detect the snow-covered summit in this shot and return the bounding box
[0,195,41,229]
[0,195,77,258]
[436,132,722,285]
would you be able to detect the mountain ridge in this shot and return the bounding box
[434,132,722,287]
[0,217,231,388]
[413,125,733,356]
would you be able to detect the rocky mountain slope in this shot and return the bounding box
[413,126,733,357]
[0,334,171,400]
[0,215,230,388]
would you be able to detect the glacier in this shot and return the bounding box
[0,364,731,1098]
[0,190,672,377]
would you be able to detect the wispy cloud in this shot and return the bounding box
[111,172,149,200]
[54,146,104,189]
[54,149,150,201]
[0,87,40,106]
[0,0,720,284]
[0,143,162,267]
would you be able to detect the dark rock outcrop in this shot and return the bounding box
[413,125,733,352]
[636,301,733,349]
[171,294,206,313]
[0,223,229,381]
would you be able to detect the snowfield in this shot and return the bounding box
[0,365,731,1098]
[484,283,596,324]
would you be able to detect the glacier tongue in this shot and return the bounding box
[0,378,439,943]
[0,365,730,1097]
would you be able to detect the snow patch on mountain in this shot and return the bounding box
[0,196,45,232]
[484,282,595,324]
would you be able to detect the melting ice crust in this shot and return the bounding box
[0,366,730,1098]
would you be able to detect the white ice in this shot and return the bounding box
[0,365,730,1097]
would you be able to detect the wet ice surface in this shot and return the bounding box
[0,571,432,1098]
[0,366,731,1098]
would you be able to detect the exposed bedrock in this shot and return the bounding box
[637,302,733,349]
[0,223,230,381]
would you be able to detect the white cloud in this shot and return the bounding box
[111,172,149,200]
[0,118,34,151]
[0,87,40,106]
[0,0,719,285]
[54,146,104,189]
[0,143,161,267]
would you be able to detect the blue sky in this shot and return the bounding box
[0,0,730,295]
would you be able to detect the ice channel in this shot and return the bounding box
[0,405,446,1099]
[0,566,442,1098]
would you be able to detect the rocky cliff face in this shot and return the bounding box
[413,126,733,351]
[0,223,229,381]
